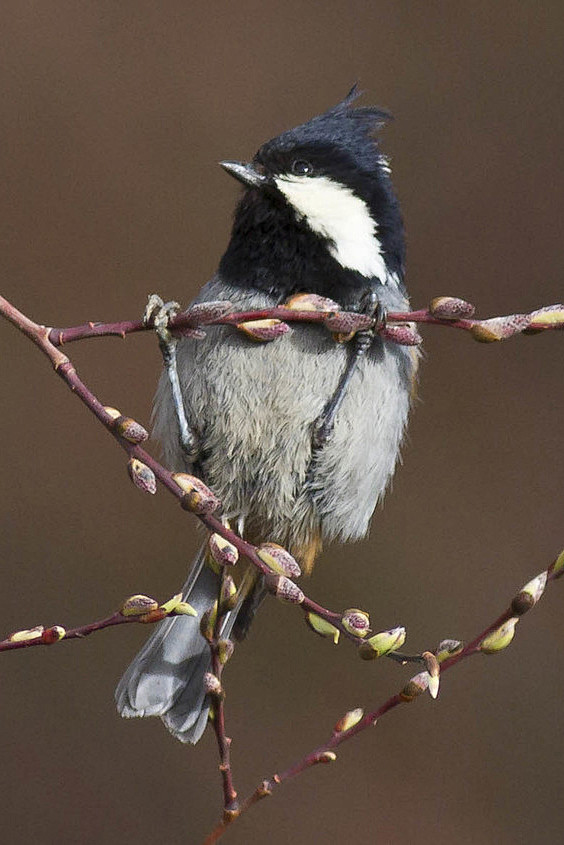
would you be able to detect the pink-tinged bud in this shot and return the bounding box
[285,292,340,312]
[120,595,159,617]
[379,324,422,346]
[400,671,429,702]
[208,533,239,567]
[471,314,531,343]
[324,311,373,336]
[429,296,476,320]
[257,543,301,578]
[305,612,340,644]
[219,575,238,612]
[173,473,221,514]
[316,751,337,764]
[527,304,564,330]
[512,571,548,615]
[218,638,235,665]
[334,708,364,733]
[236,319,291,342]
[435,639,464,663]
[115,416,149,443]
[184,301,234,325]
[127,458,157,495]
[358,626,406,660]
[266,574,305,604]
[42,626,66,644]
[203,672,223,697]
[8,625,44,643]
[551,549,564,579]
[480,618,519,654]
[422,651,440,699]
[341,608,371,638]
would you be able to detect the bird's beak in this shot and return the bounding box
[220,160,272,189]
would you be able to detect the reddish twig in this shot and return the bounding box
[45,296,564,348]
[0,594,196,652]
[203,553,563,843]
[205,569,239,819]
[0,294,413,661]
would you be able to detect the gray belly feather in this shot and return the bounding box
[152,279,414,553]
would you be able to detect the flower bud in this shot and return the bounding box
[528,304,564,328]
[429,296,476,320]
[317,751,337,764]
[358,626,406,660]
[120,594,160,617]
[284,292,340,312]
[435,639,464,663]
[334,708,364,733]
[200,601,218,641]
[115,416,149,443]
[42,626,66,644]
[257,543,301,578]
[9,625,44,643]
[208,532,239,567]
[173,473,221,514]
[219,575,238,613]
[511,571,548,615]
[480,618,519,654]
[184,300,234,324]
[471,314,531,343]
[379,325,422,346]
[236,319,290,342]
[305,612,340,644]
[203,672,223,698]
[266,574,305,604]
[324,311,373,335]
[127,458,157,495]
[341,608,370,638]
[552,548,564,579]
[218,638,235,665]
[422,651,440,699]
[400,671,429,702]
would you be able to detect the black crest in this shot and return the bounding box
[258,86,392,173]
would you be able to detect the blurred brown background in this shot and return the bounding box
[1,2,563,843]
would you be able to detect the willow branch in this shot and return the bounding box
[0,294,408,661]
[0,593,197,652]
[203,551,563,843]
[46,295,564,348]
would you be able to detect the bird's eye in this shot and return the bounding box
[292,160,314,176]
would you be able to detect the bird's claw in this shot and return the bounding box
[143,293,199,464]
[144,294,181,344]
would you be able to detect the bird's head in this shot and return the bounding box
[220,87,403,284]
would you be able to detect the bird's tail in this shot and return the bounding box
[115,546,238,744]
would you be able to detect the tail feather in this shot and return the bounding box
[116,547,222,744]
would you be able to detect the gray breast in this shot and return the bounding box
[152,279,415,555]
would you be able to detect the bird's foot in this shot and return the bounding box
[144,293,199,464]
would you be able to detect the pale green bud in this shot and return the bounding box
[480,618,519,654]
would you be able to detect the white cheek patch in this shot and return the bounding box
[274,173,389,282]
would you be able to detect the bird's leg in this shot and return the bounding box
[144,294,199,464]
[311,292,387,449]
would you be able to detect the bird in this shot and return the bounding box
[116,87,417,744]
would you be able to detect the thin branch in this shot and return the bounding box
[203,555,562,843]
[45,297,564,348]
[0,595,195,652]
[0,294,402,657]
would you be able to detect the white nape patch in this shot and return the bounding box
[275,174,388,281]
